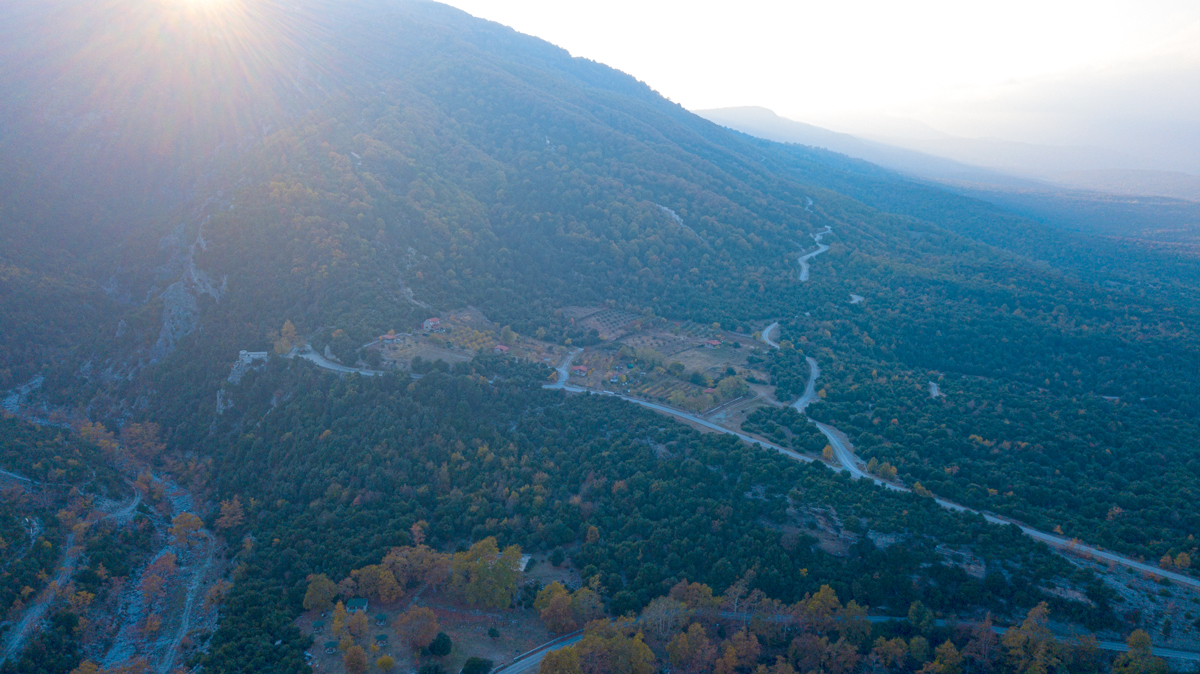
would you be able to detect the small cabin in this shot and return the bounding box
[493,344,509,354]
[703,340,721,349]
[347,598,368,614]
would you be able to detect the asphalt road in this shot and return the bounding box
[761,322,781,349]
[796,227,831,282]
[548,334,1200,593]
[291,345,384,376]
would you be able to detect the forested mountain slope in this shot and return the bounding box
[2,1,1199,672]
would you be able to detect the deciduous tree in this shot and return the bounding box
[344,645,368,674]
[1001,603,1060,674]
[395,607,439,649]
[540,648,582,674]
[668,623,715,674]
[215,496,245,530]
[304,574,338,611]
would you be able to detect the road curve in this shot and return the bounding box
[552,338,1200,592]
[290,346,384,376]
[792,357,822,414]
[761,322,780,349]
[814,422,877,483]
[797,227,832,282]
[543,361,815,467]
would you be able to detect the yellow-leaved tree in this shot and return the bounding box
[274,320,299,354]
[450,537,522,609]
[303,574,338,611]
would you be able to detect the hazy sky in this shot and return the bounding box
[440,0,1200,171]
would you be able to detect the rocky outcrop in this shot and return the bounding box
[149,281,199,363]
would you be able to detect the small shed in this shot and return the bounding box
[375,634,389,646]
[324,641,338,654]
[374,613,388,626]
[312,620,325,634]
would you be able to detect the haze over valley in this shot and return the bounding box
[1,2,1199,674]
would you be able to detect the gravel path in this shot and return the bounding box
[0,533,78,664]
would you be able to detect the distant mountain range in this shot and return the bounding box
[696,106,1200,202]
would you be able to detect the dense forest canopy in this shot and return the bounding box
[1,1,1198,673]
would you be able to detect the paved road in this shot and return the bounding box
[492,609,1200,672]
[544,354,815,467]
[761,322,780,349]
[291,346,384,376]
[797,227,831,282]
[492,632,585,673]
[0,468,35,484]
[792,357,822,414]
[814,422,883,484]
[551,333,1200,593]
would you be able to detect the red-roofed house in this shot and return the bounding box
[493,344,509,354]
[704,339,721,348]
[422,317,441,331]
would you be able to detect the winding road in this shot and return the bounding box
[792,357,822,414]
[749,332,1200,591]
[796,227,832,282]
[290,345,384,377]
[543,226,1200,595]
[544,352,815,467]
[761,323,780,349]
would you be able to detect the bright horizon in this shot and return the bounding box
[439,0,1200,173]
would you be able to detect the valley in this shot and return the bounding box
[2,1,1199,673]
